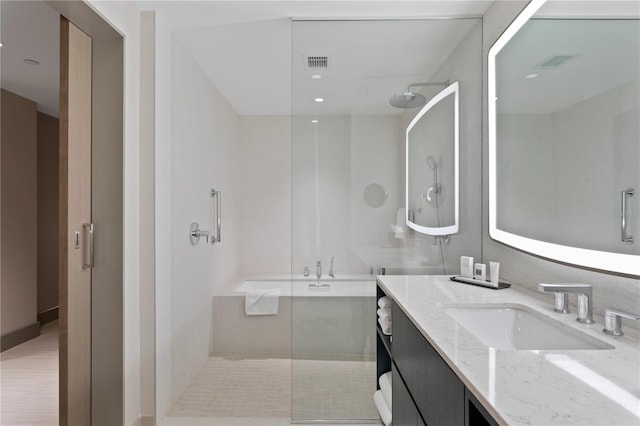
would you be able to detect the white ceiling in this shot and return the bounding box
[290,19,478,115]
[142,1,492,115]
[497,19,640,114]
[2,1,638,118]
[1,0,60,117]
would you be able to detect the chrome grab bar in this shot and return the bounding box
[621,188,634,244]
[211,188,221,244]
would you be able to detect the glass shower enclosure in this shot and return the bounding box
[290,18,482,422]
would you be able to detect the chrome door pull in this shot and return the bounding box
[82,223,94,269]
[621,188,634,244]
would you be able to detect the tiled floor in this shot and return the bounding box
[292,358,377,420]
[0,321,58,426]
[169,355,292,418]
[164,354,380,426]
[0,324,381,426]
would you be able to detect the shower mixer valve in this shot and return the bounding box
[189,222,211,246]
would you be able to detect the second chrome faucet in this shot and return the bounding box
[538,283,595,324]
[316,256,336,279]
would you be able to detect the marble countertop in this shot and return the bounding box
[377,275,640,426]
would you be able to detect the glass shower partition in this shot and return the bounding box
[290,18,482,422]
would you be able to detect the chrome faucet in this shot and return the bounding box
[329,256,335,278]
[538,283,595,324]
[316,260,322,280]
[602,308,640,336]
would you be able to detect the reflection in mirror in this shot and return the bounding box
[488,0,640,275]
[363,183,389,208]
[406,81,459,236]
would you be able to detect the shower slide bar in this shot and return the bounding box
[622,188,634,244]
[189,188,222,246]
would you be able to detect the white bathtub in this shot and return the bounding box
[235,275,376,297]
[211,275,377,358]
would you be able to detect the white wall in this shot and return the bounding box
[552,80,639,254]
[154,11,174,421]
[482,1,640,329]
[292,115,352,274]
[497,113,555,240]
[289,19,483,278]
[292,115,406,275]
[401,21,484,274]
[164,34,242,415]
[236,116,292,280]
[350,115,403,253]
[498,79,639,254]
[139,10,156,418]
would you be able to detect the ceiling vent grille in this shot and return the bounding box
[534,54,578,70]
[305,55,329,69]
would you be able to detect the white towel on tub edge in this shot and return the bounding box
[245,288,281,315]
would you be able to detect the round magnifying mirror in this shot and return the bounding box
[363,183,389,208]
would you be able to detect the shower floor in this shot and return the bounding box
[165,354,378,424]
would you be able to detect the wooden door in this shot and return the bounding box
[59,16,92,426]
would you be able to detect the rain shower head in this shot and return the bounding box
[389,81,450,109]
[426,156,438,171]
[389,91,427,109]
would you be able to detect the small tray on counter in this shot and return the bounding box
[449,275,511,290]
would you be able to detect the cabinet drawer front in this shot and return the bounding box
[392,365,419,426]
[393,302,464,426]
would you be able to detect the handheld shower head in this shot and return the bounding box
[426,156,438,171]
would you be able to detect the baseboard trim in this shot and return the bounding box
[37,306,59,325]
[132,416,154,426]
[1,322,41,352]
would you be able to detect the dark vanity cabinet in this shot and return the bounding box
[392,365,425,426]
[376,285,498,426]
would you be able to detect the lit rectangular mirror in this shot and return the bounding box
[488,0,640,275]
[406,81,459,236]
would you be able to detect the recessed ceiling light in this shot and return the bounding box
[0,42,4,47]
[526,73,538,79]
[311,74,322,80]
[311,119,319,123]
[24,59,40,66]
[314,97,324,103]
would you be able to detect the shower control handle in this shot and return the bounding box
[190,222,210,245]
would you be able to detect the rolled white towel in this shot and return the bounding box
[378,296,391,310]
[378,317,391,335]
[376,308,391,318]
[378,313,392,328]
[379,372,392,410]
[373,390,392,426]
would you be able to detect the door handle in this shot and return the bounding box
[82,223,94,269]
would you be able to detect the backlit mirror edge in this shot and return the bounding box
[487,0,640,276]
[405,81,460,236]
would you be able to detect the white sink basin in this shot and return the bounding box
[443,303,614,351]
